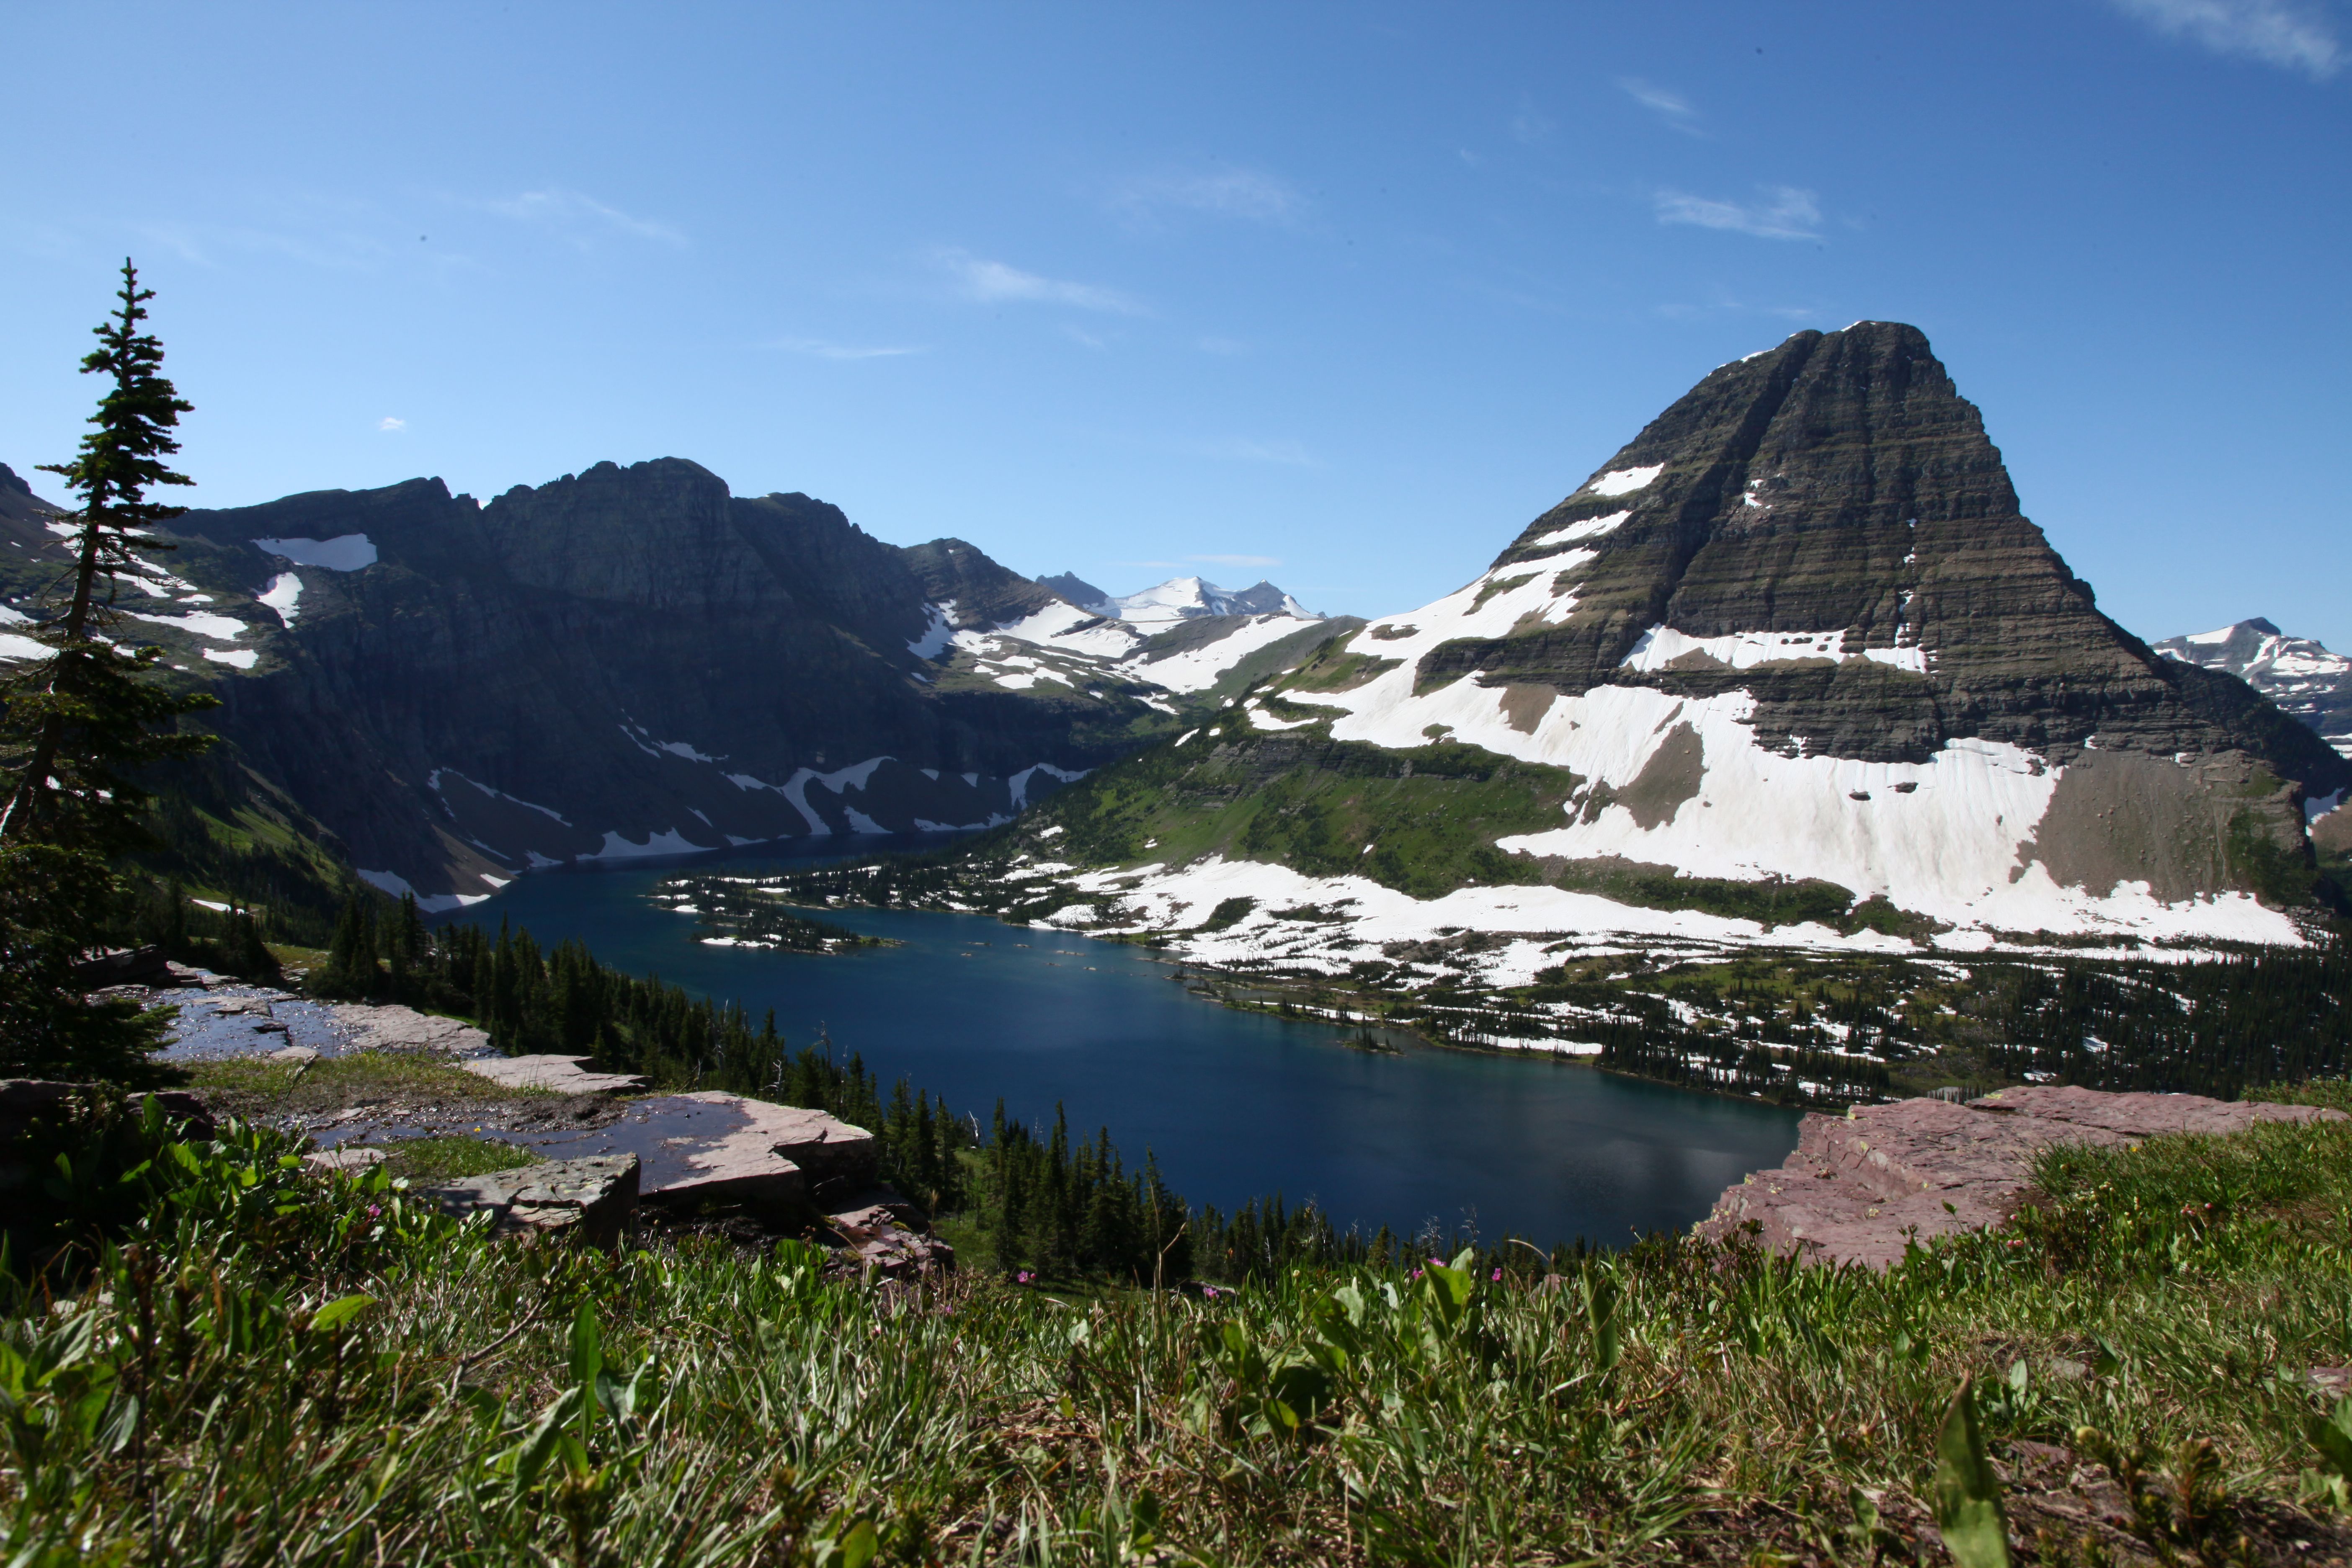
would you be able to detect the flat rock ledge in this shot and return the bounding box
[643,1091,878,1209]
[1698,1086,2346,1271]
[458,1053,651,1094]
[412,1154,641,1246]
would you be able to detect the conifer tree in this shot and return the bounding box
[0,260,218,1079]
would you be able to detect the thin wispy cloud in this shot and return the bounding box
[936,248,1144,314]
[1655,185,1823,241]
[481,188,686,246]
[377,416,406,432]
[136,219,391,271]
[1509,96,1555,144]
[1110,168,1306,228]
[1620,77,1705,134]
[774,337,925,361]
[2110,0,2341,76]
[1190,554,1282,567]
[1185,436,1316,467]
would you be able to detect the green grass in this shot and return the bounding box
[183,1052,563,1119]
[373,1134,539,1182]
[8,1098,2352,1562]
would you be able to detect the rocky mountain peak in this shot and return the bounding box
[1037,572,1111,613]
[2155,619,2352,761]
[992,318,2349,951]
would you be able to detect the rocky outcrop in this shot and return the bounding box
[825,1196,958,1278]
[457,1054,650,1094]
[150,459,1153,902]
[413,1154,641,1246]
[1699,1086,2345,1269]
[629,1091,878,1210]
[970,322,2344,952]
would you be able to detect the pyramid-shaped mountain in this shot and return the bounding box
[968,322,2347,954]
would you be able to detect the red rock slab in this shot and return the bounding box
[1969,1084,2346,1137]
[1701,1163,1988,1272]
[1699,1086,2345,1271]
[1802,1099,2131,1205]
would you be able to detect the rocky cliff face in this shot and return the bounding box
[0,456,1340,910]
[152,459,1145,905]
[972,322,2347,958]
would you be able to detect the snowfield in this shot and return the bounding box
[1075,540,2318,953]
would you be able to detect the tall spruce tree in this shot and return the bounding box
[0,260,218,1080]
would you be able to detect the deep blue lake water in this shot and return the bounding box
[444,838,1801,1248]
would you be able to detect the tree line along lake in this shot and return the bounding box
[444,838,1801,1249]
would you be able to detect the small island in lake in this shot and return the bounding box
[650,874,900,953]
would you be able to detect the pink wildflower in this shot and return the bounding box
[1491,1268,1503,1282]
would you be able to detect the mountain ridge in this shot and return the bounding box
[909,322,2347,972]
[0,455,1346,911]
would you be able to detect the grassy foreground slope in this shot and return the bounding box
[7,1088,2352,1564]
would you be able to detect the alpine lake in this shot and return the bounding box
[443,837,1802,1250]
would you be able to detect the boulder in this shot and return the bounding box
[825,1200,956,1278]
[634,1091,877,1210]
[413,1154,640,1246]
[1699,1087,2345,1269]
[304,1145,387,1172]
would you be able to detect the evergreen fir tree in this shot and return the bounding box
[0,260,218,1080]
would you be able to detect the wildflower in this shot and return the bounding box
[1491,1268,1503,1282]
[1202,1285,1220,1299]
[1015,1271,1034,1284]
[366,1205,382,1218]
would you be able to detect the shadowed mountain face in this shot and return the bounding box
[137,459,1183,905]
[968,322,2347,953]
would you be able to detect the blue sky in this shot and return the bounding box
[4,1,2347,647]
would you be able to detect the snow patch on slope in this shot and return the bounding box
[1134,615,1330,693]
[258,573,303,625]
[1584,465,1663,498]
[908,603,954,659]
[1619,625,1928,674]
[356,867,490,914]
[1526,511,1630,551]
[128,609,247,641]
[585,829,715,860]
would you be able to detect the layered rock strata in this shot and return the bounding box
[966,321,2346,956]
[1700,1086,2345,1269]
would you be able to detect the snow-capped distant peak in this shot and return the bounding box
[2155,618,2351,759]
[1102,575,1318,625]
